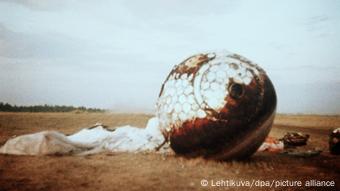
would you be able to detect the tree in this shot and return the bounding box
[0,102,105,113]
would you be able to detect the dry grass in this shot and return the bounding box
[275,114,340,129]
[0,112,339,191]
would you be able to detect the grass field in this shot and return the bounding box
[0,112,339,191]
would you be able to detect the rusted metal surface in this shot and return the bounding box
[280,132,309,147]
[156,51,277,160]
[329,128,340,155]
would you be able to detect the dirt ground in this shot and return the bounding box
[0,112,339,191]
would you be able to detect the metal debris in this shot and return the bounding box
[329,127,340,155]
[280,132,309,148]
[280,149,322,158]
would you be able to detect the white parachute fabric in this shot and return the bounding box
[0,131,91,155]
[0,117,166,155]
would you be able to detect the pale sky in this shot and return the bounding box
[0,0,339,114]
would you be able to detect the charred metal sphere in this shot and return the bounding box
[156,51,277,160]
[329,128,340,155]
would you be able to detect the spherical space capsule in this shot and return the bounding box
[156,51,277,160]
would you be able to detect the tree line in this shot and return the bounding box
[0,102,105,113]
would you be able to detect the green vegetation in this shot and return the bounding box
[0,102,105,113]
